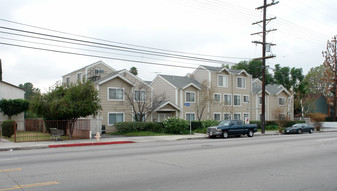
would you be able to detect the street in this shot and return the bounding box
[1,132,337,191]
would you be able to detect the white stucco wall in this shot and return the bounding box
[0,81,25,123]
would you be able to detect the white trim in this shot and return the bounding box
[213,112,221,121]
[233,112,241,120]
[123,70,153,89]
[185,91,196,103]
[107,87,124,101]
[155,101,182,112]
[185,112,196,121]
[213,93,221,102]
[99,73,134,86]
[182,83,201,90]
[243,112,250,124]
[63,60,116,78]
[233,94,241,107]
[217,74,228,88]
[218,67,231,73]
[236,76,246,89]
[223,94,232,106]
[175,88,178,105]
[107,112,125,126]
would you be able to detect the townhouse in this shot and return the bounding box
[62,61,294,132]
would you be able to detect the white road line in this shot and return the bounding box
[316,138,337,142]
[0,158,18,162]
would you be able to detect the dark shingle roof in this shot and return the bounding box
[252,81,286,95]
[160,75,201,89]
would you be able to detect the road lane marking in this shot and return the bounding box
[0,158,18,162]
[316,138,337,142]
[0,181,59,191]
[0,168,22,172]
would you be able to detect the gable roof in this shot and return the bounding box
[94,70,134,86]
[199,65,250,76]
[155,101,181,112]
[159,75,201,90]
[252,83,291,96]
[0,80,24,91]
[62,60,116,77]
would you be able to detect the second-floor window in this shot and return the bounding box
[218,75,228,87]
[234,95,241,106]
[185,92,195,103]
[237,77,246,89]
[135,90,146,102]
[224,94,232,105]
[108,88,124,101]
[279,97,286,106]
[213,93,221,102]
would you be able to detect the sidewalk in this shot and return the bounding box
[0,129,334,151]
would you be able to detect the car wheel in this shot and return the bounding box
[298,129,302,134]
[309,129,313,134]
[222,131,229,139]
[248,130,254,137]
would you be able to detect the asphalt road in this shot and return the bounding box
[1,132,337,191]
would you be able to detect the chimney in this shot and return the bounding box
[0,59,2,81]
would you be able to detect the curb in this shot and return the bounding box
[48,141,135,148]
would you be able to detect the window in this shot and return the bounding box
[237,77,246,88]
[243,95,249,103]
[214,113,221,121]
[234,95,241,106]
[77,73,82,82]
[224,113,231,120]
[108,88,124,100]
[108,113,124,125]
[95,68,104,74]
[259,96,262,105]
[135,113,146,121]
[218,75,228,87]
[234,113,241,120]
[135,90,146,102]
[185,92,195,103]
[66,77,70,87]
[279,97,286,106]
[186,113,195,121]
[224,94,232,105]
[213,93,221,102]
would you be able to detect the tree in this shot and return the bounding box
[274,64,291,90]
[18,82,40,100]
[129,67,138,76]
[309,113,326,131]
[123,83,166,122]
[232,60,274,84]
[196,81,212,121]
[0,99,29,119]
[30,80,101,138]
[322,36,337,120]
[304,65,328,95]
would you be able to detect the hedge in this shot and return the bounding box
[115,122,163,134]
[250,120,305,129]
[1,120,16,138]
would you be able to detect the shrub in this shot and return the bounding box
[162,117,189,134]
[1,120,16,138]
[191,121,202,130]
[265,125,278,130]
[201,120,220,129]
[115,122,163,134]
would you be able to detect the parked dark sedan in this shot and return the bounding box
[284,123,314,134]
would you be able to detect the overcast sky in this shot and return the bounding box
[1,0,336,92]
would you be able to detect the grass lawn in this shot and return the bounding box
[2,131,70,142]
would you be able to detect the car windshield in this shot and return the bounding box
[219,120,231,126]
[292,124,300,127]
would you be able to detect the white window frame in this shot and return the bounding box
[66,77,70,87]
[108,87,124,101]
[134,90,146,102]
[259,96,262,105]
[224,94,232,106]
[213,93,221,102]
[234,112,241,120]
[224,112,231,120]
[186,112,195,121]
[233,94,241,106]
[243,112,250,124]
[108,112,124,126]
[213,112,221,121]
[243,95,249,103]
[185,91,196,103]
[278,97,286,106]
[218,74,228,87]
[237,76,246,89]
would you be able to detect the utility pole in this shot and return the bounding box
[251,0,278,134]
[323,36,337,121]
